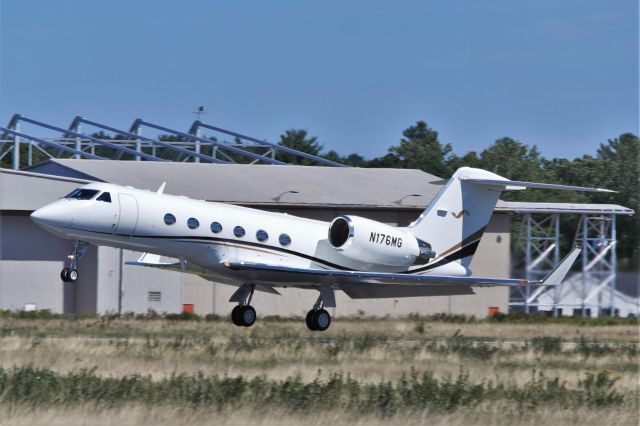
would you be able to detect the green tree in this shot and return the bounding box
[276,129,323,165]
[595,134,639,267]
[383,121,453,177]
[323,150,367,167]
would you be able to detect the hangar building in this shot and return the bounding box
[1,159,518,318]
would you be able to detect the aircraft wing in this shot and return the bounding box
[223,248,581,299]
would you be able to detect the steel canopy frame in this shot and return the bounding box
[130,119,287,165]
[0,127,105,168]
[189,120,347,167]
[68,117,228,164]
[2,114,346,168]
[3,114,167,164]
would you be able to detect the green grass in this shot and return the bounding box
[0,366,631,415]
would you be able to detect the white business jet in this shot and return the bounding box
[30,167,611,331]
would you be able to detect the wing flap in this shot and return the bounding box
[223,262,530,287]
[340,283,475,299]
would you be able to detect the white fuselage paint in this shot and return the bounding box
[31,182,469,287]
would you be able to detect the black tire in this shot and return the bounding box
[240,305,256,327]
[314,309,331,332]
[60,268,70,282]
[68,269,78,282]
[306,310,318,331]
[231,305,243,326]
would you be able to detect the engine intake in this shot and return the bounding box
[328,215,434,266]
[328,216,352,248]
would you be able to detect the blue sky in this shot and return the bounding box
[1,0,637,160]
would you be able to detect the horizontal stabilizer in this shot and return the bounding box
[540,247,581,286]
[462,178,615,193]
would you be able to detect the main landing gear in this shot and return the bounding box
[227,285,335,331]
[60,240,87,283]
[306,289,334,332]
[230,284,256,327]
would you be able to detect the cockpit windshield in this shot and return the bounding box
[65,189,100,200]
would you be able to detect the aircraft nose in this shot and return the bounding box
[31,203,70,230]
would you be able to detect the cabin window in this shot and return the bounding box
[187,218,200,229]
[256,230,268,242]
[96,192,112,203]
[65,189,100,200]
[233,226,245,238]
[210,222,222,233]
[279,234,291,246]
[164,213,176,225]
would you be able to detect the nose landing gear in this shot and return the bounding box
[60,241,87,283]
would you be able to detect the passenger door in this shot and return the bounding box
[115,194,139,236]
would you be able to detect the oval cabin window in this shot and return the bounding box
[279,234,291,246]
[164,213,176,225]
[210,222,222,233]
[233,226,245,238]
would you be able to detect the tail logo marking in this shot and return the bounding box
[452,210,470,219]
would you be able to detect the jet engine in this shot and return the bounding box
[328,215,435,266]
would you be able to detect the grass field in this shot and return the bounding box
[0,314,638,425]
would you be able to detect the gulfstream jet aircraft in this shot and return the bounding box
[30,167,612,331]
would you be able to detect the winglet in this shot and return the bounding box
[157,182,166,194]
[540,247,581,285]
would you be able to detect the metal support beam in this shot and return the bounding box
[513,213,621,318]
[134,119,287,165]
[510,213,560,314]
[190,120,347,167]
[13,115,166,162]
[0,127,104,162]
[72,117,227,164]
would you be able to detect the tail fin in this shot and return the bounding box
[405,167,611,270]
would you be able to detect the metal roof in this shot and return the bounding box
[24,160,443,209]
[5,159,633,216]
[0,168,90,210]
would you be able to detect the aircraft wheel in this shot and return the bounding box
[314,309,331,332]
[240,305,256,327]
[231,305,243,326]
[60,268,70,282]
[306,310,318,331]
[68,269,78,282]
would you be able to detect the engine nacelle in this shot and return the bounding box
[328,215,435,266]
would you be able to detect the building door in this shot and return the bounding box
[116,194,138,235]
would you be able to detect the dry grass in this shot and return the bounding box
[2,403,639,426]
[0,317,638,425]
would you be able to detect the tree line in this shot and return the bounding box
[277,122,639,270]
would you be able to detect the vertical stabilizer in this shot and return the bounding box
[404,167,509,269]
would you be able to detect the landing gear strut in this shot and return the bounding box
[306,294,332,332]
[61,240,87,283]
[230,284,256,327]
